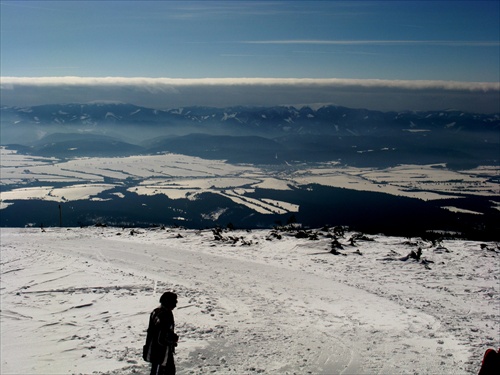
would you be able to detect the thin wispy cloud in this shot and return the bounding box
[220,54,281,58]
[166,1,291,19]
[243,40,500,47]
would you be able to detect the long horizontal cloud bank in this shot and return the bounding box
[1,77,499,113]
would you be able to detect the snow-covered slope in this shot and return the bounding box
[1,226,498,374]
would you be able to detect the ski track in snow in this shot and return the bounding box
[0,227,498,374]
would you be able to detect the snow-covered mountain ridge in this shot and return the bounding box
[2,103,499,168]
[2,103,498,136]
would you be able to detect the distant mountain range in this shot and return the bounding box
[2,103,499,168]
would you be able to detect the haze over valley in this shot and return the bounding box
[1,103,498,239]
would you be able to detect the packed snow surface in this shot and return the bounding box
[1,227,498,374]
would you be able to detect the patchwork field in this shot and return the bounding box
[1,147,499,239]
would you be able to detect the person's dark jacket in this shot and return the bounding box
[478,348,500,375]
[143,306,178,365]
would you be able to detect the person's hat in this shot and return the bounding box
[159,291,177,305]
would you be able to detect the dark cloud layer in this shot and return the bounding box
[1,77,499,113]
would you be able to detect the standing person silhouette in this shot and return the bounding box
[143,292,178,375]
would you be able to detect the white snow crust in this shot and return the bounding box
[1,227,498,374]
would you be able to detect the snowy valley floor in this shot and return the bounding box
[1,227,498,375]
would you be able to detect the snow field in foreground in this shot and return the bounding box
[1,227,498,374]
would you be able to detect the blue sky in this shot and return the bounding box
[1,1,499,112]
